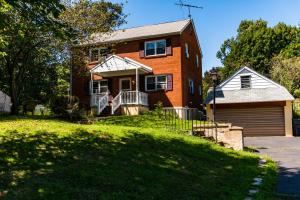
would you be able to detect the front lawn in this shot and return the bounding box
[0,114,276,199]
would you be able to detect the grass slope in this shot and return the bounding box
[0,115,275,200]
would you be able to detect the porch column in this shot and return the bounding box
[136,67,139,104]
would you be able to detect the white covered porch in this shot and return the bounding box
[90,55,152,115]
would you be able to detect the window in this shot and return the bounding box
[89,47,109,62]
[92,80,108,94]
[145,40,166,56]
[240,75,251,89]
[189,79,194,94]
[196,54,199,67]
[185,43,189,58]
[199,85,202,95]
[120,78,131,91]
[145,75,167,91]
[90,49,99,62]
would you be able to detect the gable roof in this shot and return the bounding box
[83,19,191,45]
[90,55,152,76]
[217,66,282,89]
[205,66,294,104]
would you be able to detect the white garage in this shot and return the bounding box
[205,67,294,137]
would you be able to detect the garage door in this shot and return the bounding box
[216,107,285,136]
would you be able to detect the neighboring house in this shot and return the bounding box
[205,67,294,137]
[72,19,202,115]
[0,90,11,113]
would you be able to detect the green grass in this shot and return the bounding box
[0,114,276,199]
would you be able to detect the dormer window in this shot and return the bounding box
[145,39,166,56]
[241,75,251,89]
[89,47,109,62]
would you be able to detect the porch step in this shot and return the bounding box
[98,106,111,117]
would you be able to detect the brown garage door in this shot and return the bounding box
[216,107,285,136]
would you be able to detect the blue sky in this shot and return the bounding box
[111,0,300,73]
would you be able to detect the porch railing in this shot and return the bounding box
[121,91,148,106]
[111,91,148,114]
[97,93,109,114]
[111,91,122,114]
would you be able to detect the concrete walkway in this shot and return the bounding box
[244,137,300,196]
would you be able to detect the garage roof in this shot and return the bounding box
[205,67,294,104]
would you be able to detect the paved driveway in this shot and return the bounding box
[244,137,300,196]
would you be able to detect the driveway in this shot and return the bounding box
[244,137,300,196]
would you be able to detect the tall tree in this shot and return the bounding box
[217,20,300,78]
[0,0,126,114]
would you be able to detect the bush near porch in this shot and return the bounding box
[0,114,277,200]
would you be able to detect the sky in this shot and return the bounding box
[110,0,300,73]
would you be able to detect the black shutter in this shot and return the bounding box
[84,81,90,96]
[166,74,173,91]
[139,42,145,58]
[166,38,172,55]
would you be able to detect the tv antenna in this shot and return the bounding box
[175,1,203,19]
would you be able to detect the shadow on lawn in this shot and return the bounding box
[0,129,259,200]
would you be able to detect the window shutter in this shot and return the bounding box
[166,38,172,55]
[139,42,145,58]
[85,81,91,96]
[166,74,173,91]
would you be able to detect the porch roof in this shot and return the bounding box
[90,55,152,77]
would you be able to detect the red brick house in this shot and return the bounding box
[72,19,202,115]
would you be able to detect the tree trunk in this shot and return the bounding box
[10,84,19,115]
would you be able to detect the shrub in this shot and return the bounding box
[294,89,300,98]
[49,95,82,120]
[22,100,38,115]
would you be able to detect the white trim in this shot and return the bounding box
[119,77,132,91]
[89,47,108,63]
[144,39,167,57]
[90,55,153,73]
[240,75,252,89]
[91,79,108,94]
[217,66,284,90]
[145,75,167,91]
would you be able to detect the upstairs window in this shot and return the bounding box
[145,40,166,56]
[196,54,199,67]
[185,43,189,58]
[240,75,251,89]
[89,47,109,62]
[189,79,194,94]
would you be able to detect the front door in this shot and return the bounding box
[119,78,132,92]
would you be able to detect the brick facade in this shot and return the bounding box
[72,23,202,110]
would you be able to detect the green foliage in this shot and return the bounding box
[60,0,127,39]
[202,67,223,100]
[294,89,300,98]
[217,20,300,78]
[0,0,126,114]
[270,56,300,94]
[0,116,272,199]
[49,95,81,120]
[22,100,38,115]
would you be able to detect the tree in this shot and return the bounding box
[217,20,300,78]
[270,56,300,95]
[0,0,126,114]
[202,67,222,100]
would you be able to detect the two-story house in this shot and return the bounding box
[72,19,202,115]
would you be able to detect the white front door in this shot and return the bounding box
[119,78,132,91]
